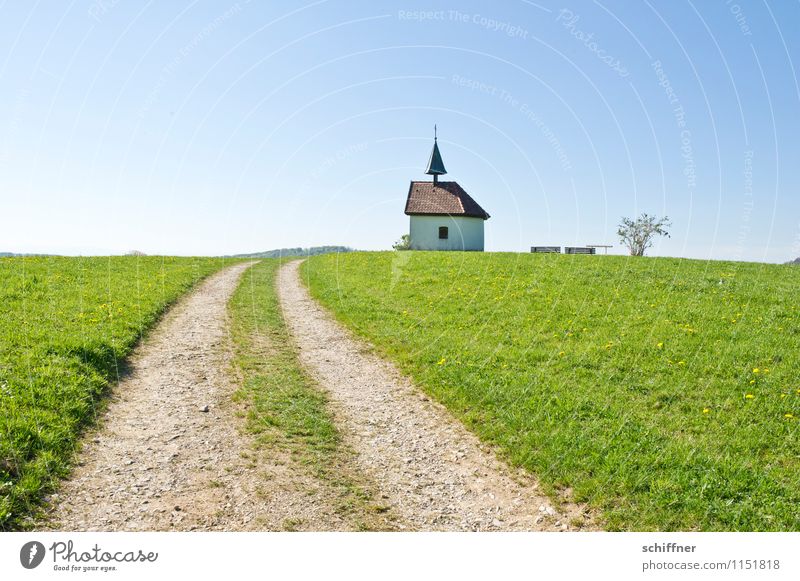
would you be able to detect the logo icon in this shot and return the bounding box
[20,541,46,569]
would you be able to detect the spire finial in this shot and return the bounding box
[434,124,437,141]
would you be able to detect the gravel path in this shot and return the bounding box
[47,262,357,531]
[278,260,593,531]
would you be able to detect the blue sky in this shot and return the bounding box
[1,0,798,261]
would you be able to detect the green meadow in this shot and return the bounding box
[0,256,226,530]
[303,251,800,531]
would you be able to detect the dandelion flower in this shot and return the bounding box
[702,408,710,414]
[786,413,794,419]
[436,357,446,365]
[657,342,664,349]
[753,368,760,374]
[745,394,755,399]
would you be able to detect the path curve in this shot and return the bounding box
[278,260,592,531]
[47,261,349,531]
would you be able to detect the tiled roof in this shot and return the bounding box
[404,181,490,219]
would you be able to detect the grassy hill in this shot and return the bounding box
[0,255,227,530]
[303,251,800,531]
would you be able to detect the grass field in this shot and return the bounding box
[0,256,226,530]
[303,251,800,531]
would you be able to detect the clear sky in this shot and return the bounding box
[1,0,798,261]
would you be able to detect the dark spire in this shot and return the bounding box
[425,125,447,184]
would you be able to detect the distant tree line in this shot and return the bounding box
[227,246,354,259]
[0,252,53,257]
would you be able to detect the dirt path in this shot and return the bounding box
[278,260,593,531]
[47,262,356,531]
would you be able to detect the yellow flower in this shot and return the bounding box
[702,408,710,414]
[657,342,664,349]
[749,379,756,385]
[745,394,755,399]
[436,357,446,365]
[752,368,760,374]
[558,351,565,357]
[785,413,794,419]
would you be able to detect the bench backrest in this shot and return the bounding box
[531,246,561,253]
[564,246,596,255]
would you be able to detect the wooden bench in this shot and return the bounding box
[564,246,596,255]
[530,246,561,253]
